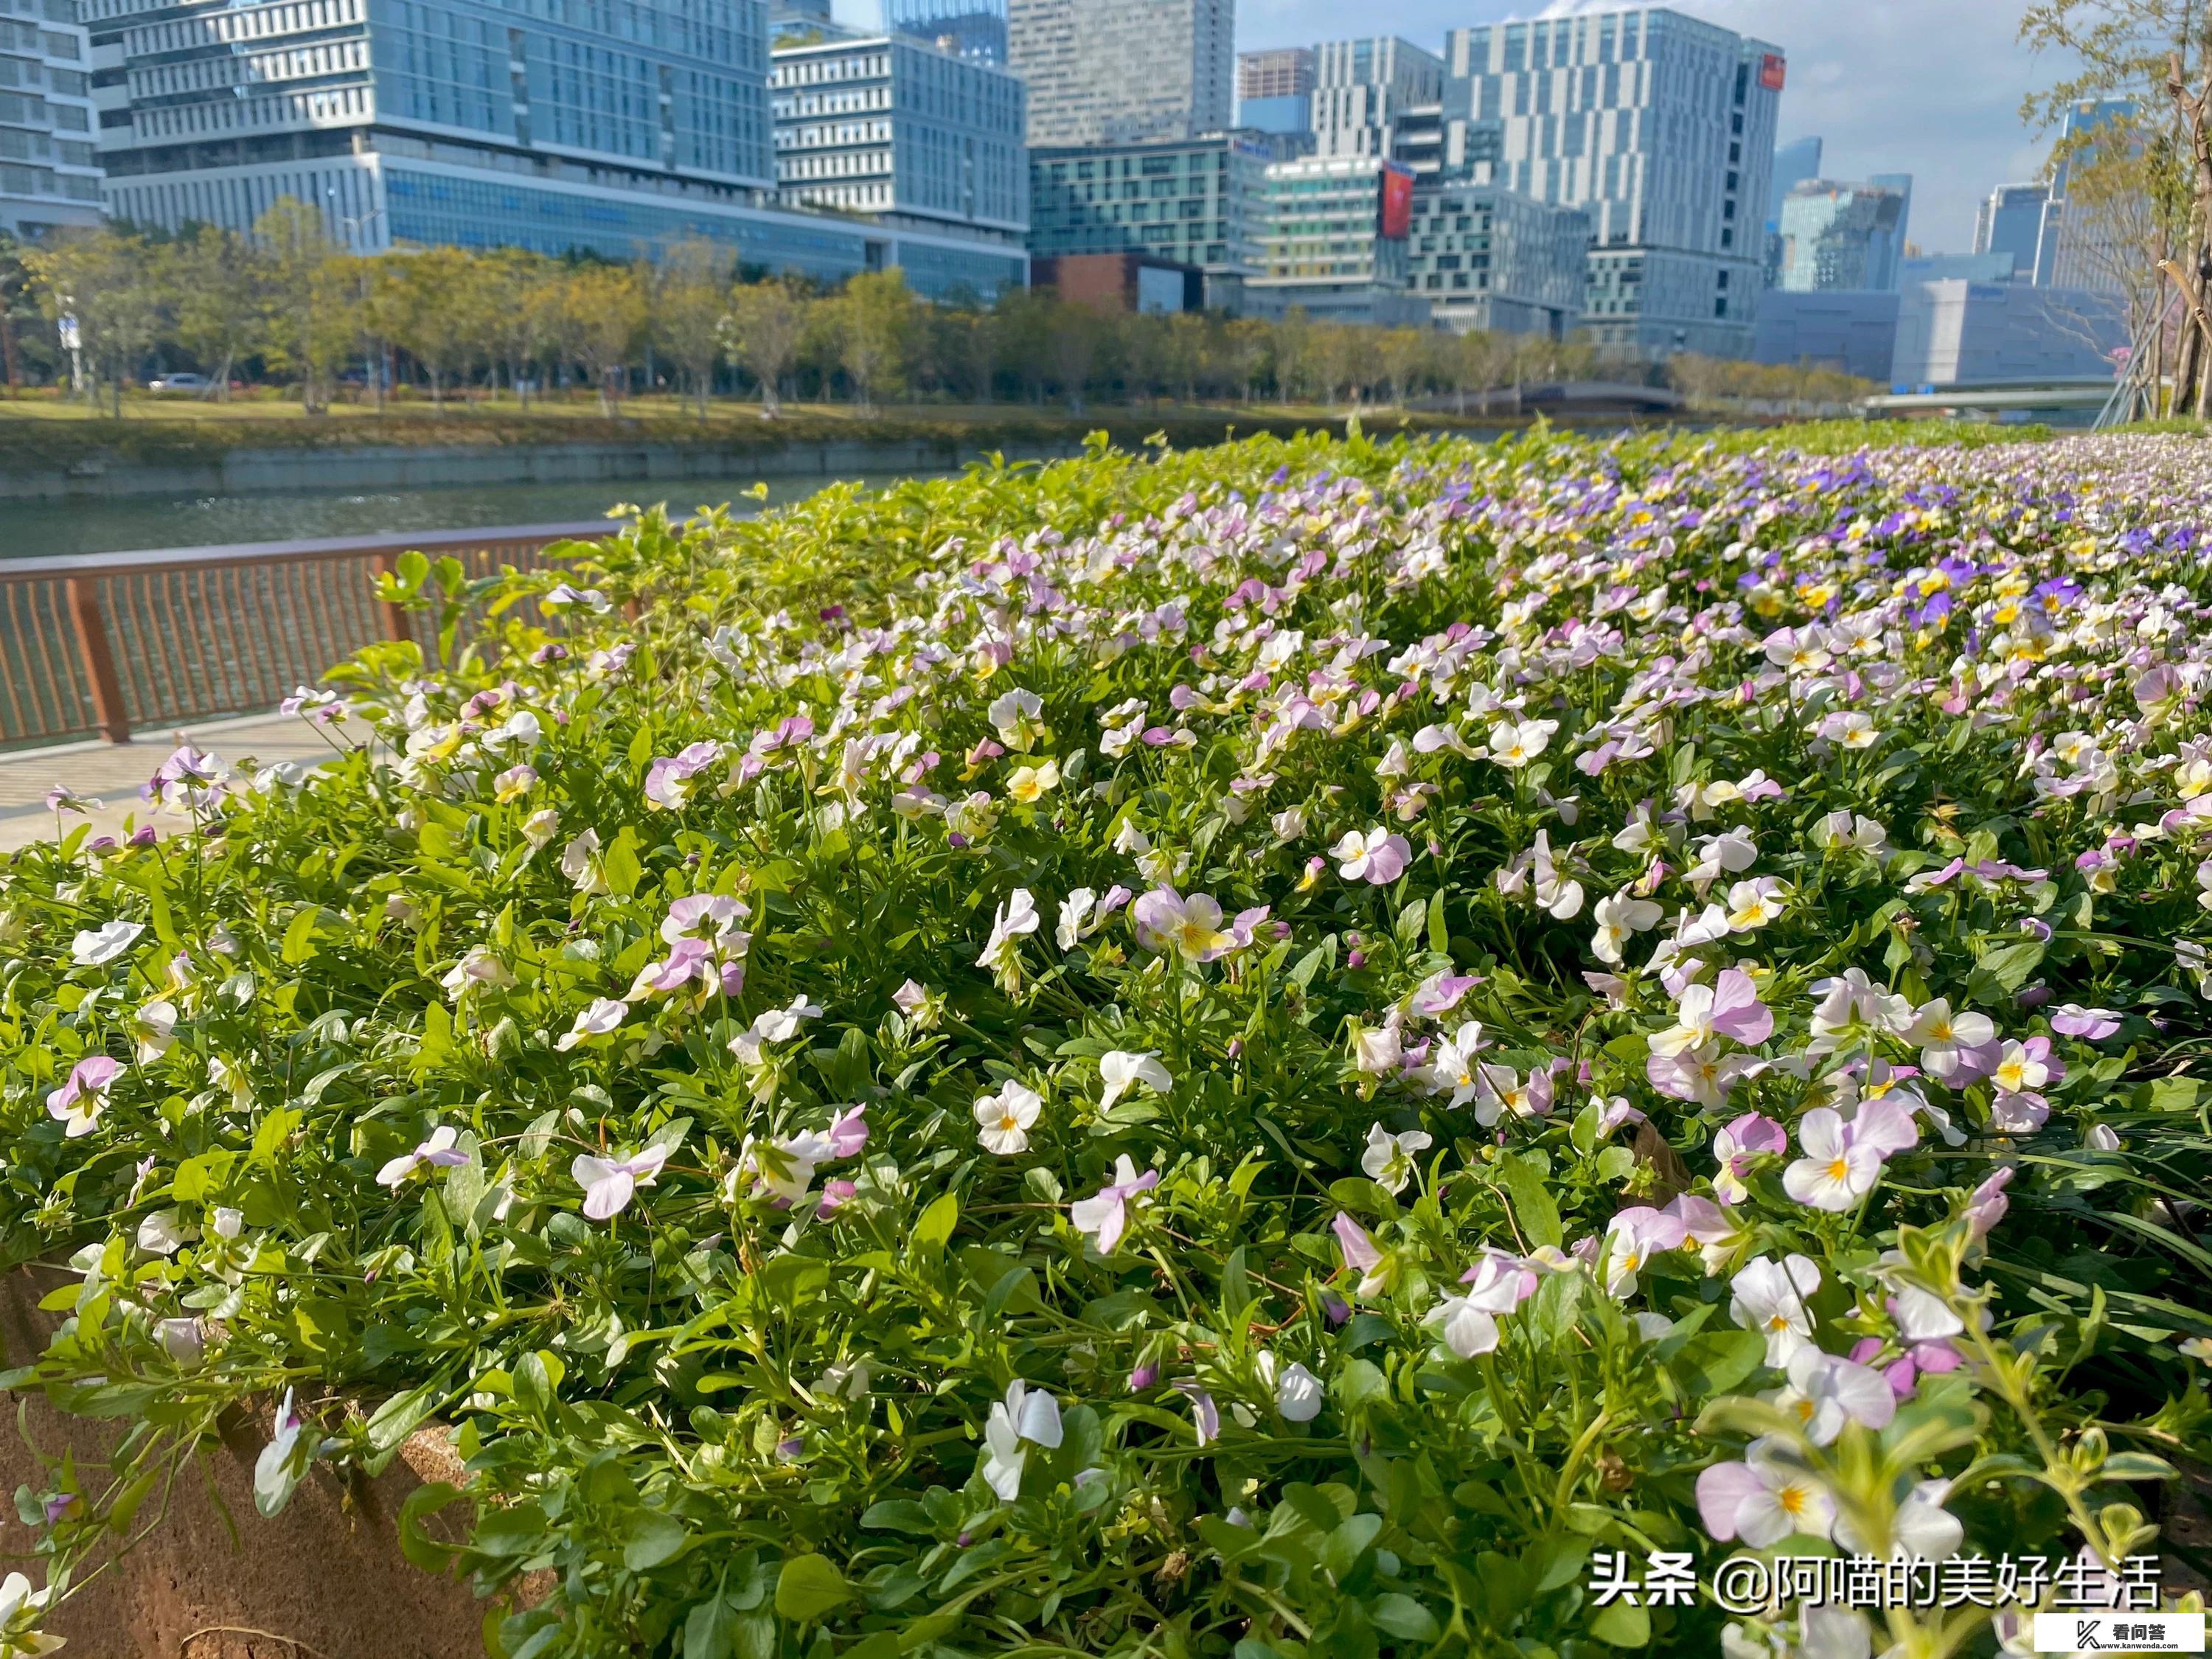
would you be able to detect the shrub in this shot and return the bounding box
[1,428,2208,1659]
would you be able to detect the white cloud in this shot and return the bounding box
[1232,0,2078,251]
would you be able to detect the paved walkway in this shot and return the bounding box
[0,710,356,853]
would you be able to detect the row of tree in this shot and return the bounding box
[8,196,1874,419]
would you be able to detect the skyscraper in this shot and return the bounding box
[1867,171,1912,290]
[0,0,100,242]
[1776,181,1907,292]
[886,0,1009,67]
[1008,0,1232,147]
[1975,182,2055,283]
[1443,7,1783,357]
[1309,38,1444,164]
[1767,136,1821,225]
[1237,47,1315,139]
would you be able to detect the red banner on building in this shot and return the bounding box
[1759,53,1785,91]
[1380,166,1413,239]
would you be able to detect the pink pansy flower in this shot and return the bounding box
[1130,888,1234,961]
[571,1144,672,1221]
[1644,1043,1759,1108]
[1331,1211,1387,1294]
[1070,1156,1158,1253]
[1171,1380,1220,1444]
[646,748,721,814]
[1409,970,1481,1017]
[1649,968,1773,1056]
[1332,827,1411,884]
[1697,1445,1836,1545]
[1599,1206,1688,1297]
[1782,1101,1917,1211]
[1712,1112,1787,1203]
[826,1104,870,1159]
[1730,1253,1823,1366]
[46,1055,122,1138]
[2049,1004,2123,1040]
[1461,1248,1541,1312]
[1773,1349,1897,1445]
[1964,1166,2014,1240]
[377,1124,469,1187]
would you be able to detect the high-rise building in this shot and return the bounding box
[1242,153,1429,327]
[771,34,1029,294]
[1974,182,2056,284]
[0,0,101,242]
[1405,183,1589,337]
[1237,47,1314,139]
[1767,136,1821,225]
[885,0,1008,67]
[1776,180,1907,292]
[1866,171,1912,290]
[1026,132,1268,307]
[83,0,1018,293]
[2050,98,2137,293]
[1443,7,1784,358]
[1008,0,1232,148]
[1310,38,1444,165]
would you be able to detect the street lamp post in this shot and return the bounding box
[328,193,392,411]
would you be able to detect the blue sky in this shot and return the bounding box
[837,0,2079,253]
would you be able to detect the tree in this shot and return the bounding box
[380,246,482,409]
[655,239,729,418]
[561,265,646,414]
[834,269,916,413]
[251,198,351,414]
[23,227,164,416]
[1377,328,1433,407]
[1046,303,1099,412]
[164,225,261,400]
[721,277,807,415]
[1222,318,1273,403]
[2018,0,2211,408]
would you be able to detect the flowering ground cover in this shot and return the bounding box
[1,425,2210,1659]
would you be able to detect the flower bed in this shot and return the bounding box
[1,428,2208,1659]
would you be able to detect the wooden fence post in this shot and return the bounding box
[372,551,412,644]
[63,577,131,744]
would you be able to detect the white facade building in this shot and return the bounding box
[772,34,1026,245]
[0,0,100,241]
[1310,37,1443,165]
[1007,0,1231,147]
[1443,6,1782,358]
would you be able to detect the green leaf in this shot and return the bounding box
[280,904,324,964]
[2099,1453,2178,1481]
[1589,1599,1651,1646]
[625,1512,690,1571]
[684,1591,736,1659]
[603,827,643,899]
[1496,1151,1562,1248]
[1976,939,2045,994]
[859,1500,936,1535]
[912,1192,959,1256]
[365,1379,444,1453]
[1369,1594,1441,1641]
[774,1553,850,1623]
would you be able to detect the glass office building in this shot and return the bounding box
[1027,131,1267,307]
[1444,6,1783,357]
[0,0,100,241]
[86,0,1020,294]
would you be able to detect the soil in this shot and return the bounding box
[0,1270,493,1659]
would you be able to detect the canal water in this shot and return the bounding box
[3,473,936,558]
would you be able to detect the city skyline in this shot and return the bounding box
[826,0,2076,257]
[1232,0,2067,257]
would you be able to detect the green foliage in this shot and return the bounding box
[1,426,2208,1658]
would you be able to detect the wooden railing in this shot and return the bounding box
[0,523,611,749]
